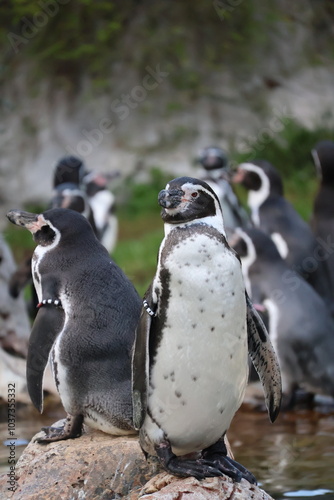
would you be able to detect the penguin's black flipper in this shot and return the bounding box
[132,288,155,430]
[27,305,65,413]
[246,292,282,422]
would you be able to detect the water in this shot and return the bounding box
[228,405,334,499]
[1,399,334,499]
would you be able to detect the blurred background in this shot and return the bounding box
[1,1,334,499]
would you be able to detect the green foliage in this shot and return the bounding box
[0,1,296,90]
[119,167,173,219]
[233,115,334,176]
[112,226,162,297]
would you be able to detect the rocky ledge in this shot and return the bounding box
[0,427,274,499]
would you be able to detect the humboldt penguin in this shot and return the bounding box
[7,208,142,442]
[232,160,334,313]
[132,176,281,483]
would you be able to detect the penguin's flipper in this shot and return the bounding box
[246,293,282,422]
[132,288,155,430]
[27,305,65,413]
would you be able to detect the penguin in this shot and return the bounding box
[6,208,142,442]
[197,146,250,229]
[311,140,334,298]
[51,156,98,235]
[228,226,334,407]
[132,176,281,483]
[84,171,119,253]
[53,155,86,187]
[232,160,334,313]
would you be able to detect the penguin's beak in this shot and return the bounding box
[7,210,44,234]
[231,167,246,184]
[158,189,184,209]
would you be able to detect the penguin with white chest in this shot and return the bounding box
[7,208,142,442]
[132,176,281,483]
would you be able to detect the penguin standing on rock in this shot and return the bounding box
[232,160,334,313]
[6,208,142,442]
[229,227,334,407]
[132,176,281,483]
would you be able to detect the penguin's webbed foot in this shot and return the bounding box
[155,441,224,481]
[36,414,83,443]
[202,438,257,485]
[204,455,257,484]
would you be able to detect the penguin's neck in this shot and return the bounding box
[164,214,226,238]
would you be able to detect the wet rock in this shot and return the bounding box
[0,427,274,499]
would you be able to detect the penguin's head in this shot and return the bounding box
[311,140,334,183]
[158,176,224,227]
[197,146,229,171]
[232,160,283,197]
[7,208,95,247]
[53,155,86,188]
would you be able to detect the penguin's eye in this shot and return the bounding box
[191,192,198,198]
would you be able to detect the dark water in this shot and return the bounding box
[1,400,334,499]
[229,405,334,499]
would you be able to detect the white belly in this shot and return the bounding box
[145,233,249,455]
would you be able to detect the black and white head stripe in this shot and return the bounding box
[159,176,225,231]
[237,161,283,196]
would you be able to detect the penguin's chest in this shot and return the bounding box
[149,234,248,454]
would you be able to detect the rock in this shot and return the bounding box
[141,474,273,499]
[0,427,274,499]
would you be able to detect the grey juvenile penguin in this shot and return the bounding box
[7,208,142,442]
[132,176,281,483]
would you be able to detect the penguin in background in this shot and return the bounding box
[9,156,95,310]
[197,146,250,230]
[51,155,98,235]
[84,171,120,254]
[132,176,281,483]
[7,208,142,441]
[229,226,334,407]
[311,140,334,297]
[232,160,334,314]
[9,156,118,309]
